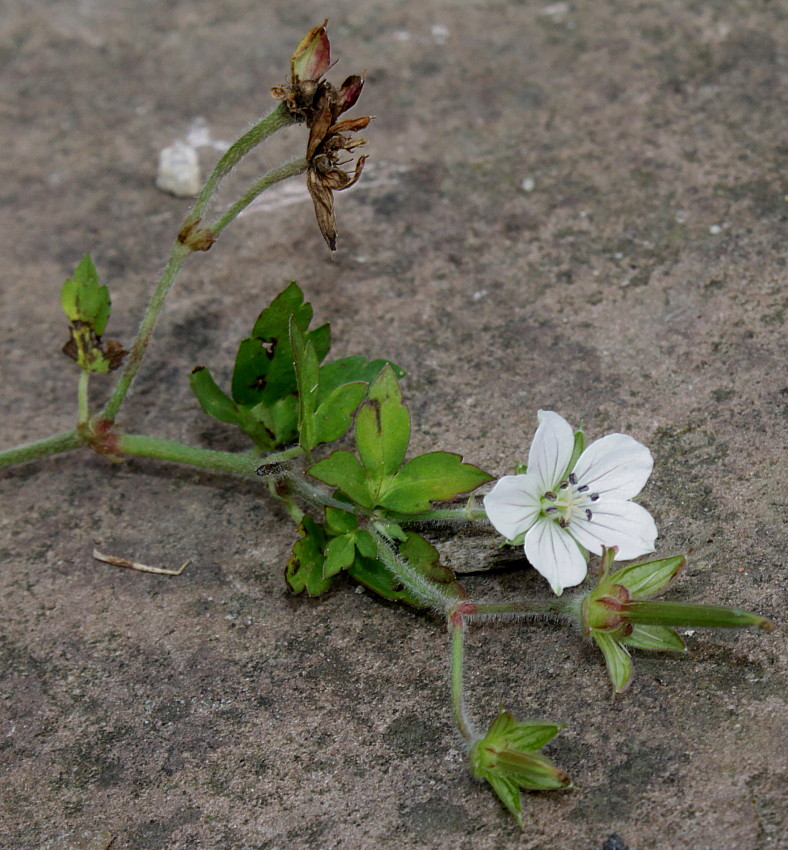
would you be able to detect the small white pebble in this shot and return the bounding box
[354,585,365,594]
[431,24,450,44]
[521,176,536,192]
[683,629,696,636]
[709,224,722,234]
[156,142,201,197]
[540,2,570,19]
[472,289,487,301]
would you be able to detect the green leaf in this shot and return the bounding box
[379,452,493,513]
[399,531,462,590]
[354,529,377,559]
[622,625,686,652]
[231,282,331,407]
[61,254,110,334]
[346,553,423,607]
[323,533,357,578]
[318,356,407,403]
[593,632,633,694]
[308,450,373,509]
[609,555,686,599]
[313,382,367,446]
[355,365,410,492]
[285,517,333,596]
[290,319,320,451]
[325,507,359,535]
[190,367,242,426]
[251,281,313,339]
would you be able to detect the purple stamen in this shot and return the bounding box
[590,493,599,502]
[568,473,577,485]
[577,484,589,492]
[585,508,593,521]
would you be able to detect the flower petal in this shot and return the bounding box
[568,500,657,560]
[524,518,588,595]
[572,433,653,500]
[527,411,576,493]
[483,475,541,540]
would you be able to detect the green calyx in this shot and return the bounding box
[469,709,571,827]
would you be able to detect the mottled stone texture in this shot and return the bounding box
[0,2,784,848]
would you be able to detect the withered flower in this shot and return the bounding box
[273,22,371,250]
[306,100,371,251]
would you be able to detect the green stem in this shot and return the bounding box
[190,103,296,222]
[266,478,305,524]
[466,599,571,620]
[450,614,477,742]
[102,106,298,424]
[118,433,263,476]
[77,370,90,425]
[209,157,308,237]
[369,521,453,612]
[0,430,83,470]
[101,241,192,421]
[389,507,490,524]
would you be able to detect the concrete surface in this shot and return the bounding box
[0,2,784,848]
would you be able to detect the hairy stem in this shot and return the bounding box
[369,521,453,612]
[118,433,264,476]
[389,507,490,524]
[101,241,192,421]
[209,157,308,237]
[450,613,478,742]
[0,430,83,470]
[190,103,296,222]
[77,370,90,426]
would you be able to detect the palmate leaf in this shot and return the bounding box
[308,450,374,509]
[230,282,330,408]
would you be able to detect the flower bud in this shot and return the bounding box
[291,20,331,83]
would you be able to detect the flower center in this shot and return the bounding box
[542,473,599,527]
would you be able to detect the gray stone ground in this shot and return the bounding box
[0,2,785,848]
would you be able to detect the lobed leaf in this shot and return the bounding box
[308,450,373,509]
[379,452,493,513]
[355,365,410,491]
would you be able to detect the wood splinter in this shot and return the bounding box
[92,548,191,576]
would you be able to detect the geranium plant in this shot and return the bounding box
[0,22,772,829]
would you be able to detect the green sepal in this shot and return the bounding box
[313,382,367,446]
[621,625,686,652]
[61,254,110,334]
[378,452,493,513]
[564,429,585,478]
[484,775,523,827]
[285,517,333,596]
[308,450,373,509]
[608,555,686,599]
[323,533,357,578]
[318,356,407,403]
[624,600,772,630]
[355,365,410,493]
[592,631,633,694]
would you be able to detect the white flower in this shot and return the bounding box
[483,411,657,595]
